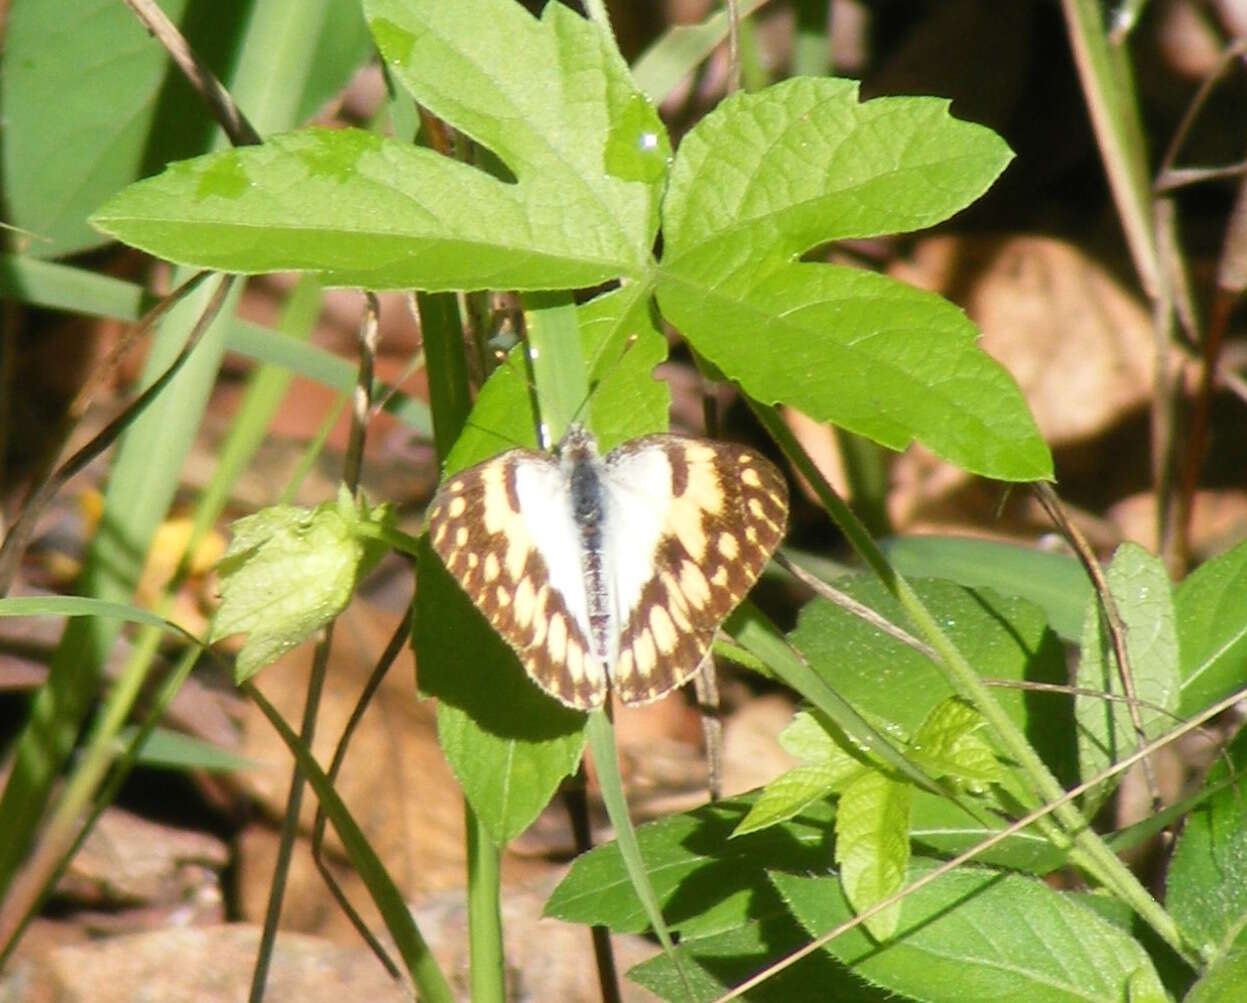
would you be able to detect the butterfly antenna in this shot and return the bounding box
[565,332,641,433]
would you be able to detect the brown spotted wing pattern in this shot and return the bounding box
[426,428,788,710]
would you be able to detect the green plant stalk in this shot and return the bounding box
[835,428,892,538]
[467,808,505,1003]
[249,628,332,1003]
[419,292,471,458]
[521,292,588,444]
[245,681,455,1002]
[1060,0,1157,296]
[586,710,692,1000]
[749,401,1203,967]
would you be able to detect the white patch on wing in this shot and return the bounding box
[512,458,591,645]
[599,446,675,667]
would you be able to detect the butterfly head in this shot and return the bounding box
[556,422,599,462]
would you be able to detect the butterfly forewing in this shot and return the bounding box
[427,450,608,709]
[600,437,788,704]
[426,430,789,710]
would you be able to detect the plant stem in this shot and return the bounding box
[467,806,506,1003]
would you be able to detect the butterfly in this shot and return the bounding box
[426,423,789,710]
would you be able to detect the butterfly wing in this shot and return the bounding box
[427,449,609,710]
[599,436,788,705]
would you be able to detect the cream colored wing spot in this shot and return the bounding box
[447,495,468,518]
[669,501,708,562]
[711,566,729,588]
[684,443,716,464]
[483,553,500,582]
[615,648,635,682]
[566,640,585,684]
[547,613,567,664]
[432,522,449,548]
[649,604,677,654]
[741,467,762,488]
[530,588,550,646]
[745,526,759,544]
[747,498,765,519]
[633,630,657,678]
[454,526,469,548]
[513,577,535,628]
[679,561,711,610]
[480,463,510,534]
[449,479,466,494]
[504,532,529,580]
[682,459,725,517]
[466,552,479,570]
[737,452,753,465]
[495,585,510,607]
[659,572,693,629]
[718,533,739,560]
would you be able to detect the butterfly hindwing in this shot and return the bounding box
[427,450,608,709]
[599,436,789,704]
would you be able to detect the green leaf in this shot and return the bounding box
[93,0,668,291]
[0,595,191,638]
[1075,543,1179,799]
[1184,948,1247,1003]
[906,788,1066,873]
[2,0,195,257]
[4,0,371,259]
[909,699,1001,791]
[773,864,1168,1003]
[1165,728,1247,960]
[1176,537,1247,717]
[834,770,911,940]
[656,78,1046,482]
[119,726,258,773]
[733,763,858,838]
[211,491,391,682]
[544,797,834,940]
[789,577,1076,786]
[294,2,374,126]
[417,539,586,845]
[883,535,1092,642]
[627,916,888,1003]
[733,710,870,837]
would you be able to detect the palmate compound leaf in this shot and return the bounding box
[91,0,668,291]
[656,77,1050,483]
